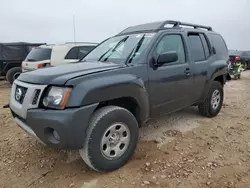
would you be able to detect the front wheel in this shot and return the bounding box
[198,81,224,118]
[79,106,139,172]
[6,67,22,85]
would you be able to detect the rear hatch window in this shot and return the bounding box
[229,50,242,61]
[25,47,52,62]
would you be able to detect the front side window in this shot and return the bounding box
[83,33,156,64]
[156,34,186,64]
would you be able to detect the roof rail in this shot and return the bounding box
[65,42,98,44]
[118,20,213,35]
[159,20,213,31]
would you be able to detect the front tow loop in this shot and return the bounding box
[3,104,9,109]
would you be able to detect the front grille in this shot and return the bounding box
[32,89,41,105]
[15,85,28,104]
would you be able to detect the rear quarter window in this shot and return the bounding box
[208,33,229,60]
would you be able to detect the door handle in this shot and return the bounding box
[184,68,191,76]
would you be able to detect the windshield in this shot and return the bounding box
[83,33,156,63]
[25,47,52,62]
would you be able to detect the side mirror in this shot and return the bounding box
[157,51,178,66]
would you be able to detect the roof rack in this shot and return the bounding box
[118,20,212,35]
[159,20,212,31]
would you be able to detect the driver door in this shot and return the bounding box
[148,33,194,116]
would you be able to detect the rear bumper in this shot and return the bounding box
[10,103,98,149]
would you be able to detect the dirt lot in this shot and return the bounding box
[1,72,250,188]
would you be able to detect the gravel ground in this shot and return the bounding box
[1,71,250,188]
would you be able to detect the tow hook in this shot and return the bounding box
[3,104,9,109]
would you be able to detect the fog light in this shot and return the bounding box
[53,130,60,141]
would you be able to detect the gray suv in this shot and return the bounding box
[8,20,229,172]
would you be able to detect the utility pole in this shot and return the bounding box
[73,14,76,45]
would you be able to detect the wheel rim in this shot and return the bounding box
[101,123,130,160]
[13,72,21,80]
[211,89,221,110]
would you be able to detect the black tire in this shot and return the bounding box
[238,74,241,79]
[79,106,139,172]
[6,67,22,85]
[246,62,249,70]
[244,62,248,71]
[198,81,224,118]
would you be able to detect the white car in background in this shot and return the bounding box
[21,42,97,72]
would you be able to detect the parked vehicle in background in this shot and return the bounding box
[0,42,45,84]
[229,50,250,71]
[9,20,229,172]
[21,42,98,72]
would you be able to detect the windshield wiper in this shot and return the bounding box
[100,36,129,62]
[125,34,146,64]
[98,48,112,62]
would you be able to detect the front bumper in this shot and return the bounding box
[10,104,98,149]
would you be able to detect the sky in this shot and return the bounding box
[0,0,249,50]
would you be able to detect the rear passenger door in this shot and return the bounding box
[187,33,211,101]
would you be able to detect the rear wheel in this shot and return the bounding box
[198,81,224,118]
[79,106,139,172]
[6,67,22,85]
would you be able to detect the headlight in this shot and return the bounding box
[42,87,72,109]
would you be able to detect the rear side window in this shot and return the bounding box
[65,47,79,59]
[208,33,228,60]
[200,34,210,59]
[78,46,96,59]
[65,46,96,60]
[188,34,205,62]
[25,48,52,62]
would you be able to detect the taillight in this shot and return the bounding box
[235,56,240,61]
[37,63,50,69]
[37,64,45,69]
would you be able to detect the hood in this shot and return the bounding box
[17,61,124,85]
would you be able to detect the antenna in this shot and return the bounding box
[73,14,76,45]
